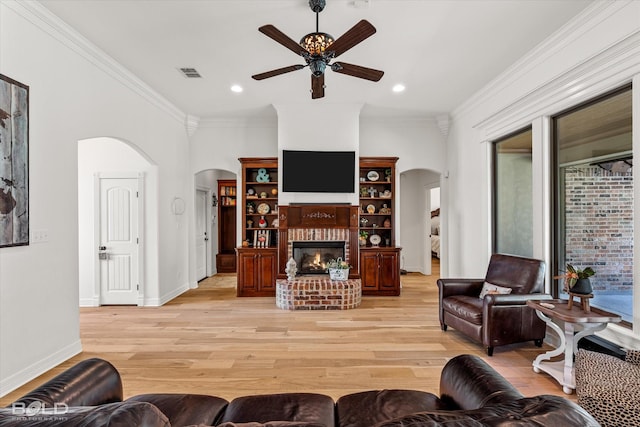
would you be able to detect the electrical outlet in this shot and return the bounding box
[31,229,49,243]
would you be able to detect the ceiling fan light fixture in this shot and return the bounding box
[309,59,327,77]
[300,32,334,56]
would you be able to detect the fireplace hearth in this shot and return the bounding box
[292,241,345,275]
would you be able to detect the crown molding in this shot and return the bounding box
[452,0,633,129]
[475,29,640,140]
[6,0,187,124]
[359,115,437,127]
[198,116,277,128]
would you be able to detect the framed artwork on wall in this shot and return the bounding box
[0,74,29,248]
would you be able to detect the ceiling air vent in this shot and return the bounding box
[179,67,202,78]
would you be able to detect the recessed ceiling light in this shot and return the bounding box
[392,84,405,93]
[231,84,243,93]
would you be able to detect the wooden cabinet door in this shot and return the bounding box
[257,250,277,292]
[237,250,259,296]
[378,250,400,294]
[360,251,381,291]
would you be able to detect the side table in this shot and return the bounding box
[526,299,621,394]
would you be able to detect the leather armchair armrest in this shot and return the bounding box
[483,293,553,306]
[437,279,484,298]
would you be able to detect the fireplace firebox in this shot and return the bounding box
[292,241,346,275]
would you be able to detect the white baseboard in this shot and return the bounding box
[145,282,190,306]
[0,340,82,398]
[79,298,99,307]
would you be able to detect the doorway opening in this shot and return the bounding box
[78,137,156,306]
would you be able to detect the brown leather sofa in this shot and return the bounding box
[437,253,552,356]
[0,354,598,426]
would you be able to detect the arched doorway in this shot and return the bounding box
[77,137,158,306]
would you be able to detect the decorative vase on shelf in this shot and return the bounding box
[258,216,267,228]
[571,278,593,295]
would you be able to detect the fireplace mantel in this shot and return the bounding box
[277,205,360,279]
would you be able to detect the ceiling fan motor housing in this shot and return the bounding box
[309,0,326,13]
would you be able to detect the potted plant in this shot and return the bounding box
[359,230,369,246]
[556,264,595,294]
[327,257,351,281]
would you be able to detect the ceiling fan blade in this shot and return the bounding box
[252,64,305,80]
[331,62,384,82]
[327,20,376,58]
[311,74,325,99]
[259,25,307,56]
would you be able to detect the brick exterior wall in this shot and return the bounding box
[564,166,633,292]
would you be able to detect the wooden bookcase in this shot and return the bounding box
[237,158,278,296]
[359,157,401,295]
[216,179,237,273]
[358,157,397,248]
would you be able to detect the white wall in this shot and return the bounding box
[0,2,191,395]
[431,188,440,211]
[447,1,640,347]
[275,103,361,206]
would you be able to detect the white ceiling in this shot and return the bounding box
[38,0,593,119]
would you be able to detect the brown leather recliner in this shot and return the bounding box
[437,253,552,356]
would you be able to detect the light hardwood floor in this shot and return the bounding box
[1,260,571,405]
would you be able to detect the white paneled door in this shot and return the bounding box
[99,176,139,305]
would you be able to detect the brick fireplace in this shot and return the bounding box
[276,204,360,279]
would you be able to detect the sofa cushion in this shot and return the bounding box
[127,393,228,426]
[219,393,335,427]
[373,411,482,426]
[0,401,169,427]
[373,395,599,427]
[441,296,483,325]
[336,389,446,427]
[216,423,326,427]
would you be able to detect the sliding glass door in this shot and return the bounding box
[553,86,633,325]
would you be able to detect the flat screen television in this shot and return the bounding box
[282,150,355,193]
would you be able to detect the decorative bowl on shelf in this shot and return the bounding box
[367,170,380,181]
[257,203,270,214]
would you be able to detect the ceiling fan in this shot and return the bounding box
[251,0,384,99]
